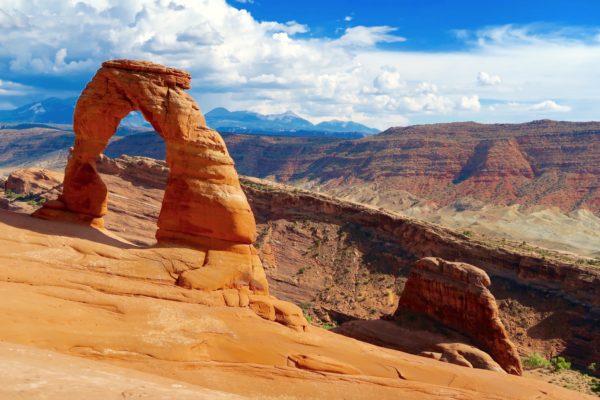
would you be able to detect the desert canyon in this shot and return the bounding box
[0,59,597,399]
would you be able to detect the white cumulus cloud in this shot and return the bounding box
[460,95,481,111]
[477,71,501,86]
[529,100,571,112]
[373,68,404,92]
[0,2,597,128]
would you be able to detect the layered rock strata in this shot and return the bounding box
[395,257,523,375]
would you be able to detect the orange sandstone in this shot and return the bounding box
[396,257,523,375]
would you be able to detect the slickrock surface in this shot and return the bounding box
[395,257,523,375]
[33,59,272,306]
[0,210,591,399]
[0,342,245,400]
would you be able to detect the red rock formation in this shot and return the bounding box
[395,257,523,375]
[5,168,62,196]
[33,60,274,304]
[36,60,255,243]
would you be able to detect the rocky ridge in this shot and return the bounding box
[3,120,598,256]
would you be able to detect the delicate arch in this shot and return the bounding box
[47,60,256,245]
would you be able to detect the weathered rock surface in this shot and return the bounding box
[396,257,523,375]
[5,168,62,196]
[0,209,591,399]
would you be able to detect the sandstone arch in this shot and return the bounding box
[34,60,269,294]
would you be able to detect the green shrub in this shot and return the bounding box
[550,356,571,372]
[462,230,473,238]
[522,353,551,369]
[591,379,600,395]
[583,258,600,267]
[5,190,16,200]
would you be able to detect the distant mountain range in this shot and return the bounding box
[0,98,379,137]
[0,98,155,129]
[204,107,379,135]
[0,98,77,125]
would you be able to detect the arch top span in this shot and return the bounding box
[102,59,192,89]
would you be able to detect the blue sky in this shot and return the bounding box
[0,0,599,128]
[230,0,600,50]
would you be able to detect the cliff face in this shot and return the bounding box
[4,120,600,214]
[7,155,598,372]
[222,121,600,213]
